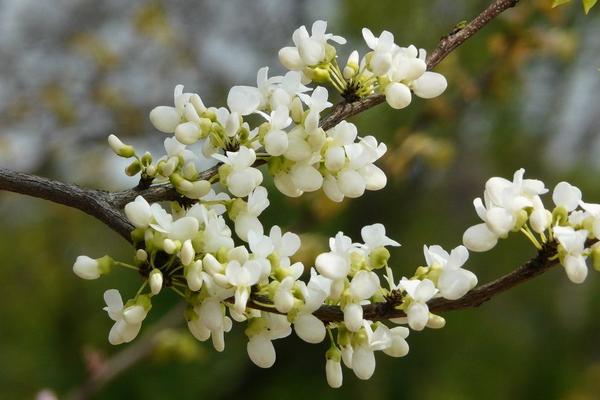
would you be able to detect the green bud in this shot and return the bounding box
[108,134,136,158]
[141,152,153,166]
[369,247,390,269]
[125,160,142,176]
[326,345,342,362]
[97,255,114,275]
[592,247,600,272]
[198,118,213,138]
[170,173,193,192]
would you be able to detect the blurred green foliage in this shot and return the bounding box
[2,1,600,399]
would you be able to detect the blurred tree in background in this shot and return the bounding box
[1,0,600,399]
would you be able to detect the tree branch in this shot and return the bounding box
[319,0,520,130]
[0,0,529,326]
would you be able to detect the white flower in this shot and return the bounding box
[399,278,438,331]
[552,181,582,212]
[246,313,292,368]
[73,256,101,280]
[233,186,269,241]
[262,106,292,156]
[384,82,412,109]
[326,358,343,388]
[343,271,380,332]
[361,223,400,250]
[124,196,153,229]
[554,226,589,284]
[227,85,261,116]
[195,298,233,351]
[362,28,395,76]
[315,232,357,280]
[226,259,262,313]
[383,326,410,358]
[103,289,150,345]
[149,204,199,242]
[410,72,448,99]
[213,146,263,197]
[149,85,193,133]
[149,269,163,295]
[464,169,548,252]
[107,134,134,158]
[423,245,477,300]
[279,20,346,71]
[351,322,392,380]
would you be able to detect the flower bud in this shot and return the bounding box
[384,82,412,109]
[135,249,148,262]
[411,71,447,99]
[325,358,343,388]
[294,314,326,344]
[592,246,600,272]
[247,335,276,368]
[73,255,107,280]
[180,239,195,266]
[426,314,446,329]
[149,269,163,295]
[108,134,135,158]
[125,160,142,176]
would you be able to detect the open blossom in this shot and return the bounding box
[246,313,292,368]
[232,186,270,241]
[463,168,547,252]
[103,290,150,345]
[423,245,477,300]
[399,278,438,331]
[279,20,346,72]
[213,146,263,197]
[554,226,589,283]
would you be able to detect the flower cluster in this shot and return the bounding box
[73,20,482,388]
[106,20,445,204]
[463,168,600,284]
[74,204,478,387]
[279,22,447,109]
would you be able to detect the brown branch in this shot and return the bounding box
[0,0,519,241]
[319,0,519,131]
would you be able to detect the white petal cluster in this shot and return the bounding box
[463,169,600,284]
[279,20,346,81]
[361,28,447,108]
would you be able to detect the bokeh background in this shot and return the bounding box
[1,0,600,399]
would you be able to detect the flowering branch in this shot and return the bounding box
[12,0,599,390]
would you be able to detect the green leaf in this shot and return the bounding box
[552,0,571,7]
[583,0,598,13]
